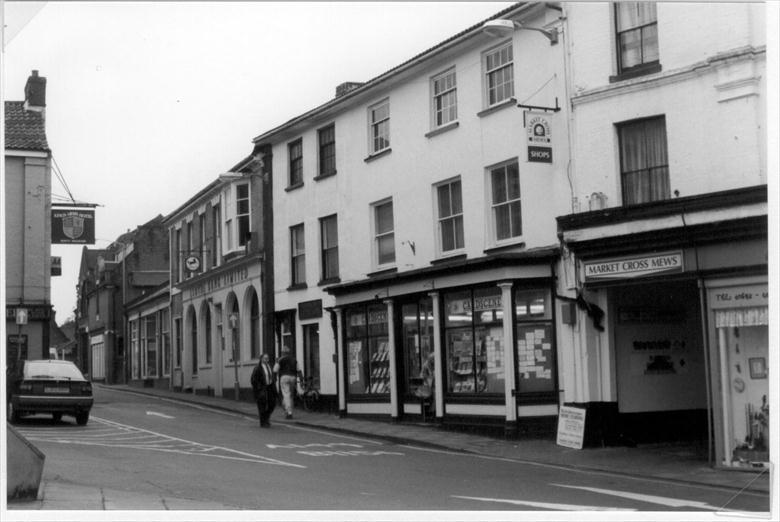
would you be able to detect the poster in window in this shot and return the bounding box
[516,324,554,393]
[348,341,362,384]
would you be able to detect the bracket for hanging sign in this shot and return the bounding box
[520,97,561,127]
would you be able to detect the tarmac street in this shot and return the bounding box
[6,385,771,515]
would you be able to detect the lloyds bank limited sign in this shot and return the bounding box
[583,251,684,282]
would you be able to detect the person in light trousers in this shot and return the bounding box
[273,346,302,419]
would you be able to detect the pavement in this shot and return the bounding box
[8,383,772,512]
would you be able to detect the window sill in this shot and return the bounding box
[424,121,459,139]
[609,62,662,83]
[313,171,337,182]
[198,365,213,371]
[364,148,392,163]
[285,182,304,192]
[430,253,467,265]
[318,277,341,286]
[476,97,516,118]
[287,283,308,291]
[483,241,525,256]
[367,267,397,278]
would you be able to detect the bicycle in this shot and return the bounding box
[297,376,320,412]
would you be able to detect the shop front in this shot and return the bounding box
[328,251,561,435]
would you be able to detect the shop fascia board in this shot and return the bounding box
[561,201,766,245]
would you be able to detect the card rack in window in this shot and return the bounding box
[368,341,390,394]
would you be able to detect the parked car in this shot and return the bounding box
[6,359,93,425]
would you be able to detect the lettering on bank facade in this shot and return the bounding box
[583,251,683,282]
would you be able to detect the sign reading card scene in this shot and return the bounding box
[583,251,683,282]
[556,405,586,449]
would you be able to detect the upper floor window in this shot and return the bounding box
[290,223,306,286]
[484,42,514,107]
[173,228,182,284]
[288,139,303,187]
[236,183,250,247]
[618,116,669,206]
[368,100,390,155]
[318,124,336,177]
[199,213,206,270]
[211,203,221,267]
[186,221,194,279]
[489,161,522,241]
[432,69,457,128]
[373,199,395,267]
[436,178,464,253]
[615,2,659,75]
[320,214,339,281]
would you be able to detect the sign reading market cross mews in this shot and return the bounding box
[583,251,684,282]
[526,111,553,164]
[52,207,95,244]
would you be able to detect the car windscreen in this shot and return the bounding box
[24,361,86,381]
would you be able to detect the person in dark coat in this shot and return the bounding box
[251,353,277,427]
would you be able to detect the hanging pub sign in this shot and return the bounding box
[52,207,95,244]
[526,111,553,164]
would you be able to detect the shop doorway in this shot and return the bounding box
[612,280,707,443]
[398,297,434,419]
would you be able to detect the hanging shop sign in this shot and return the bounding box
[556,405,586,449]
[51,256,62,276]
[583,251,683,282]
[52,207,95,244]
[6,304,51,321]
[6,335,28,361]
[526,111,553,164]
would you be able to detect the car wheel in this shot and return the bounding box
[75,412,89,426]
[52,413,63,422]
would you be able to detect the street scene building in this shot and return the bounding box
[4,71,53,363]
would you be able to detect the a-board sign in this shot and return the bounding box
[556,405,586,449]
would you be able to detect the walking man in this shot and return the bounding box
[251,353,277,427]
[273,346,302,419]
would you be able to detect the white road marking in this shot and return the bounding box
[18,416,305,468]
[267,442,363,449]
[552,484,740,511]
[297,450,405,457]
[146,410,175,419]
[452,495,632,511]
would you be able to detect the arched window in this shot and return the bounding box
[189,308,198,376]
[204,305,212,364]
[231,299,240,361]
[250,291,260,359]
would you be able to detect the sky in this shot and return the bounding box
[3,1,516,324]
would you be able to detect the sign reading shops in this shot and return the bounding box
[583,251,684,282]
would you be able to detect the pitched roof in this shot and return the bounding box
[4,101,49,152]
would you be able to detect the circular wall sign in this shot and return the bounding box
[185,255,201,272]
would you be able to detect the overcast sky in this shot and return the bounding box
[3,1,515,323]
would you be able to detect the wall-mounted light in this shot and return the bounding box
[482,19,558,45]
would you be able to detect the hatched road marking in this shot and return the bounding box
[17,416,305,468]
[551,484,739,512]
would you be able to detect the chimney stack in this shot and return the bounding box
[24,70,47,113]
[335,81,364,98]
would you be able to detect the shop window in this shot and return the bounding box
[514,288,556,395]
[174,317,182,369]
[484,41,514,107]
[444,287,505,395]
[618,116,669,205]
[189,309,198,375]
[161,309,170,377]
[130,319,139,379]
[615,2,659,77]
[346,304,390,395]
[229,299,240,361]
[303,323,320,389]
[402,298,434,397]
[145,314,158,378]
[214,304,223,362]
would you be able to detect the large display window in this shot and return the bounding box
[444,287,505,395]
[346,304,390,395]
[514,288,555,395]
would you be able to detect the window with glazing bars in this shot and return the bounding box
[320,214,339,281]
[618,116,669,205]
[490,162,522,241]
[374,201,395,266]
[369,101,390,154]
[318,124,336,177]
[290,224,306,285]
[615,2,659,74]
[236,184,250,246]
[432,69,457,127]
[437,179,464,252]
[288,139,303,186]
[485,43,514,106]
